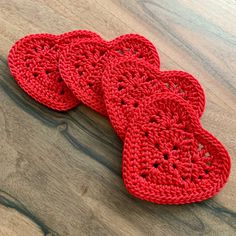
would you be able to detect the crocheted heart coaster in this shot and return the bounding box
[102,59,205,140]
[59,34,160,115]
[122,92,230,204]
[8,30,101,110]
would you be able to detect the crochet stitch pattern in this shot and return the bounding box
[8,30,101,110]
[59,34,160,115]
[122,92,231,204]
[7,30,231,204]
[102,59,205,140]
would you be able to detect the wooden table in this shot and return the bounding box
[0,1,235,235]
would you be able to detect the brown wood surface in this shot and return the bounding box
[0,205,44,236]
[0,0,236,235]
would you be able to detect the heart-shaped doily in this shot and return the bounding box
[102,59,205,140]
[59,34,160,115]
[122,92,230,204]
[8,30,101,110]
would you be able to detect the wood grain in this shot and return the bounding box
[0,204,43,236]
[0,0,236,235]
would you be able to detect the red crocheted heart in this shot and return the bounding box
[59,34,160,115]
[102,59,205,140]
[122,92,230,204]
[8,30,101,110]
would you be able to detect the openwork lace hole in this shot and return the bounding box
[60,89,65,95]
[156,111,162,118]
[149,117,156,123]
[183,126,189,132]
[100,50,106,57]
[165,83,170,88]
[183,136,190,140]
[166,125,171,130]
[117,49,124,55]
[33,72,39,77]
[78,70,83,76]
[206,161,212,166]
[139,72,144,78]
[140,173,147,178]
[121,99,126,105]
[198,143,204,151]
[204,152,210,157]
[75,63,80,68]
[133,102,139,108]
[198,175,203,179]
[172,145,178,150]
[91,62,96,67]
[118,85,124,91]
[163,153,169,160]
[91,49,96,54]
[144,131,148,137]
[122,72,129,77]
[45,69,50,75]
[204,169,210,174]
[81,52,88,58]
[130,71,136,78]
[172,163,177,169]
[146,77,153,82]
[153,163,159,168]
[58,78,63,82]
[88,82,93,88]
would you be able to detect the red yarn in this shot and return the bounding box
[102,59,205,140]
[7,30,231,204]
[8,30,101,111]
[59,34,160,115]
[122,92,231,204]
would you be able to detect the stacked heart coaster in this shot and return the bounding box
[8,30,231,204]
[8,30,102,110]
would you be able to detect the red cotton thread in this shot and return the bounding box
[59,34,160,115]
[7,30,231,205]
[102,59,205,140]
[122,92,230,204]
[8,30,101,111]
